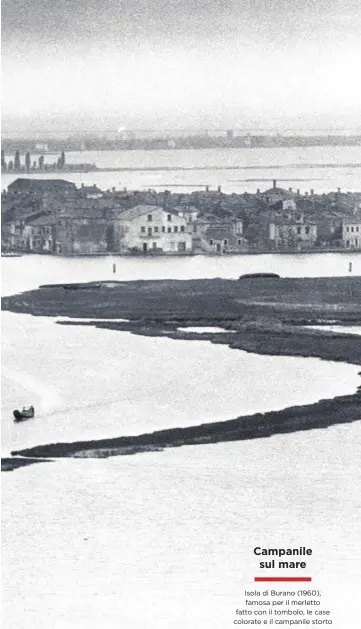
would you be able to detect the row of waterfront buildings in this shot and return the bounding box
[2,178,361,255]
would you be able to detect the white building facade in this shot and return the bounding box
[342,218,361,249]
[115,205,192,253]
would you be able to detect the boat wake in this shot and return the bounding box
[2,366,62,413]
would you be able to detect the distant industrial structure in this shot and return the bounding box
[2,131,361,155]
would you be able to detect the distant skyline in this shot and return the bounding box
[2,0,361,133]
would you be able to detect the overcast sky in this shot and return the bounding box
[2,0,361,131]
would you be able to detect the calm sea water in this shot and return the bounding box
[3,310,360,456]
[2,252,361,299]
[2,238,361,628]
[306,325,361,335]
[2,145,361,192]
[2,436,361,628]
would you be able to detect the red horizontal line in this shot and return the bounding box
[254,577,312,582]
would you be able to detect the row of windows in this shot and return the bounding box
[346,226,360,232]
[278,226,311,236]
[147,213,173,222]
[209,239,243,246]
[141,225,185,234]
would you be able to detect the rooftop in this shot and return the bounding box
[205,227,236,240]
[8,178,76,191]
[27,215,56,226]
[262,187,295,198]
[272,217,317,226]
[342,215,361,225]
[78,184,103,195]
[117,205,180,221]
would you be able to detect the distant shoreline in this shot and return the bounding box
[2,248,361,258]
[2,135,361,156]
[2,162,361,177]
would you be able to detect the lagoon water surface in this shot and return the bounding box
[2,144,361,192]
[2,254,361,629]
[2,311,360,456]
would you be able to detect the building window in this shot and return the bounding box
[180,225,185,232]
[174,226,178,233]
[141,226,146,232]
[224,239,228,245]
[357,226,359,232]
[167,214,172,221]
[154,226,159,233]
[209,239,213,245]
[148,227,152,235]
[305,226,310,235]
[147,214,152,221]
[167,227,172,233]
[297,226,301,234]
[346,226,349,232]
[351,226,354,232]
[162,226,165,233]
[237,239,242,245]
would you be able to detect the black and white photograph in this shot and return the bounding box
[1,1,361,627]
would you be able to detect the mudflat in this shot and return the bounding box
[2,276,361,468]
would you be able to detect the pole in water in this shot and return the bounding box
[113,262,116,274]
[349,262,352,273]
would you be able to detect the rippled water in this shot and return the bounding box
[2,255,361,629]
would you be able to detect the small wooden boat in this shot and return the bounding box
[13,406,35,422]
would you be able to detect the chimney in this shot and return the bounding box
[310,189,314,196]
[337,187,341,194]
[205,185,209,192]
[305,191,308,197]
[217,185,221,193]
[288,187,292,192]
[297,189,300,196]
[273,179,277,189]
[257,188,260,195]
